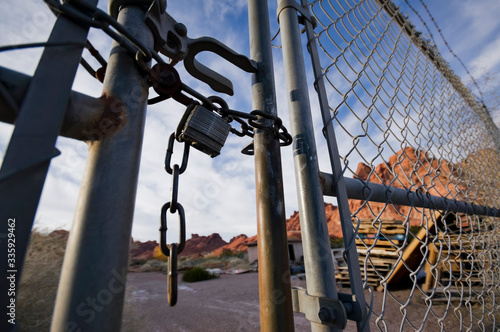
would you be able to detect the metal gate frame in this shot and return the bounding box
[1,0,499,331]
[0,0,296,330]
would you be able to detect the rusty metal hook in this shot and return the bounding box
[145,7,257,95]
[183,37,257,95]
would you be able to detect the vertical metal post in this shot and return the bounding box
[248,0,295,331]
[301,1,369,330]
[50,6,152,331]
[277,1,339,331]
[0,2,97,331]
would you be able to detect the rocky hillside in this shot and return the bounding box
[178,233,228,257]
[286,146,459,235]
[211,234,258,256]
[348,146,455,225]
[138,147,463,258]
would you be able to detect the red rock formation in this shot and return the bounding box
[286,211,300,232]
[179,233,228,257]
[224,234,249,251]
[210,234,258,256]
[349,147,455,225]
[285,203,343,238]
[286,147,458,236]
[130,240,158,260]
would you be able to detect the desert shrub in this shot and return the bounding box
[139,259,167,272]
[152,245,168,261]
[330,237,344,249]
[219,248,240,257]
[227,257,250,270]
[17,230,150,330]
[182,267,218,283]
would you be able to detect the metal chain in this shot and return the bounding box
[220,108,293,152]
[43,0,293,156]
[44,0,162,80]
[148,62,293,154]
[159,132,189,307]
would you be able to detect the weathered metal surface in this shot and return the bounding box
[145,3,257,95]
[0,66,122,142]
[291,287,347,329]
[300,0,369,328]
[50,5,153,331]
[320,172,500,217]
[177,104,230,157]
[277,0,340,331]
[248,0,295,331]
[0,2,98,331]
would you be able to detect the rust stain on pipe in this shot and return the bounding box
[81,94,127,142]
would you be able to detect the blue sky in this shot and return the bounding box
[1,0,499,242]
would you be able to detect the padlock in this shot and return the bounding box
[177,104,230,157]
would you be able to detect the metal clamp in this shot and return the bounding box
[291,287,347,329]
[108,0,165,20]
[145,5,257,95]
[276,0,317,29]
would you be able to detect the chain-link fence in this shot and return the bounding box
[304,0,500,330]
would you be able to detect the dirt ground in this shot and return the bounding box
[124,272,490,331]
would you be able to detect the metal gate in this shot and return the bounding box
[277,0,500,330]
[1,0,499,331]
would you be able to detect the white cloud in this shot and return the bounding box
[469,37,500,80]
[2,0,498,243]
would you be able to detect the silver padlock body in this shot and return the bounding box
[179,105,230,157]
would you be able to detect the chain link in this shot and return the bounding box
[159,132,189,306]
[307,0,500,330]
[46,0,294,307]
[45,0,293,155]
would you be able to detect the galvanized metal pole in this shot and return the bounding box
[0,2,97,331]
[0,66,102,141]
[277,0,339,331]
[301,0,369,328]
[248,0,295,330]
[50,6,153,332]
[320,172,500,218]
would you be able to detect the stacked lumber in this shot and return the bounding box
[335,218,405,287]
[422,221,489,292]
[334,214,496,295]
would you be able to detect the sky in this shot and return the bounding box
[0,0,499,242]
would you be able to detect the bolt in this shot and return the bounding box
[158,70,176,87]
[343,302,353,315]
[174,23,187,37]
[318,307,336,323]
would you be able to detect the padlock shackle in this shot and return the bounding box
[184,36,257,96]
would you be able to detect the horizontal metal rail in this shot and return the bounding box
[376,0,500,150]
[320,172,500,218]
[0,66,102,141]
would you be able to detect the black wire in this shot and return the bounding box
[0,42,86,53]
[79,57,97,77]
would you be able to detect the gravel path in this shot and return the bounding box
[124,272,478,331]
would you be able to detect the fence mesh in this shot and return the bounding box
[305,0,500,330]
